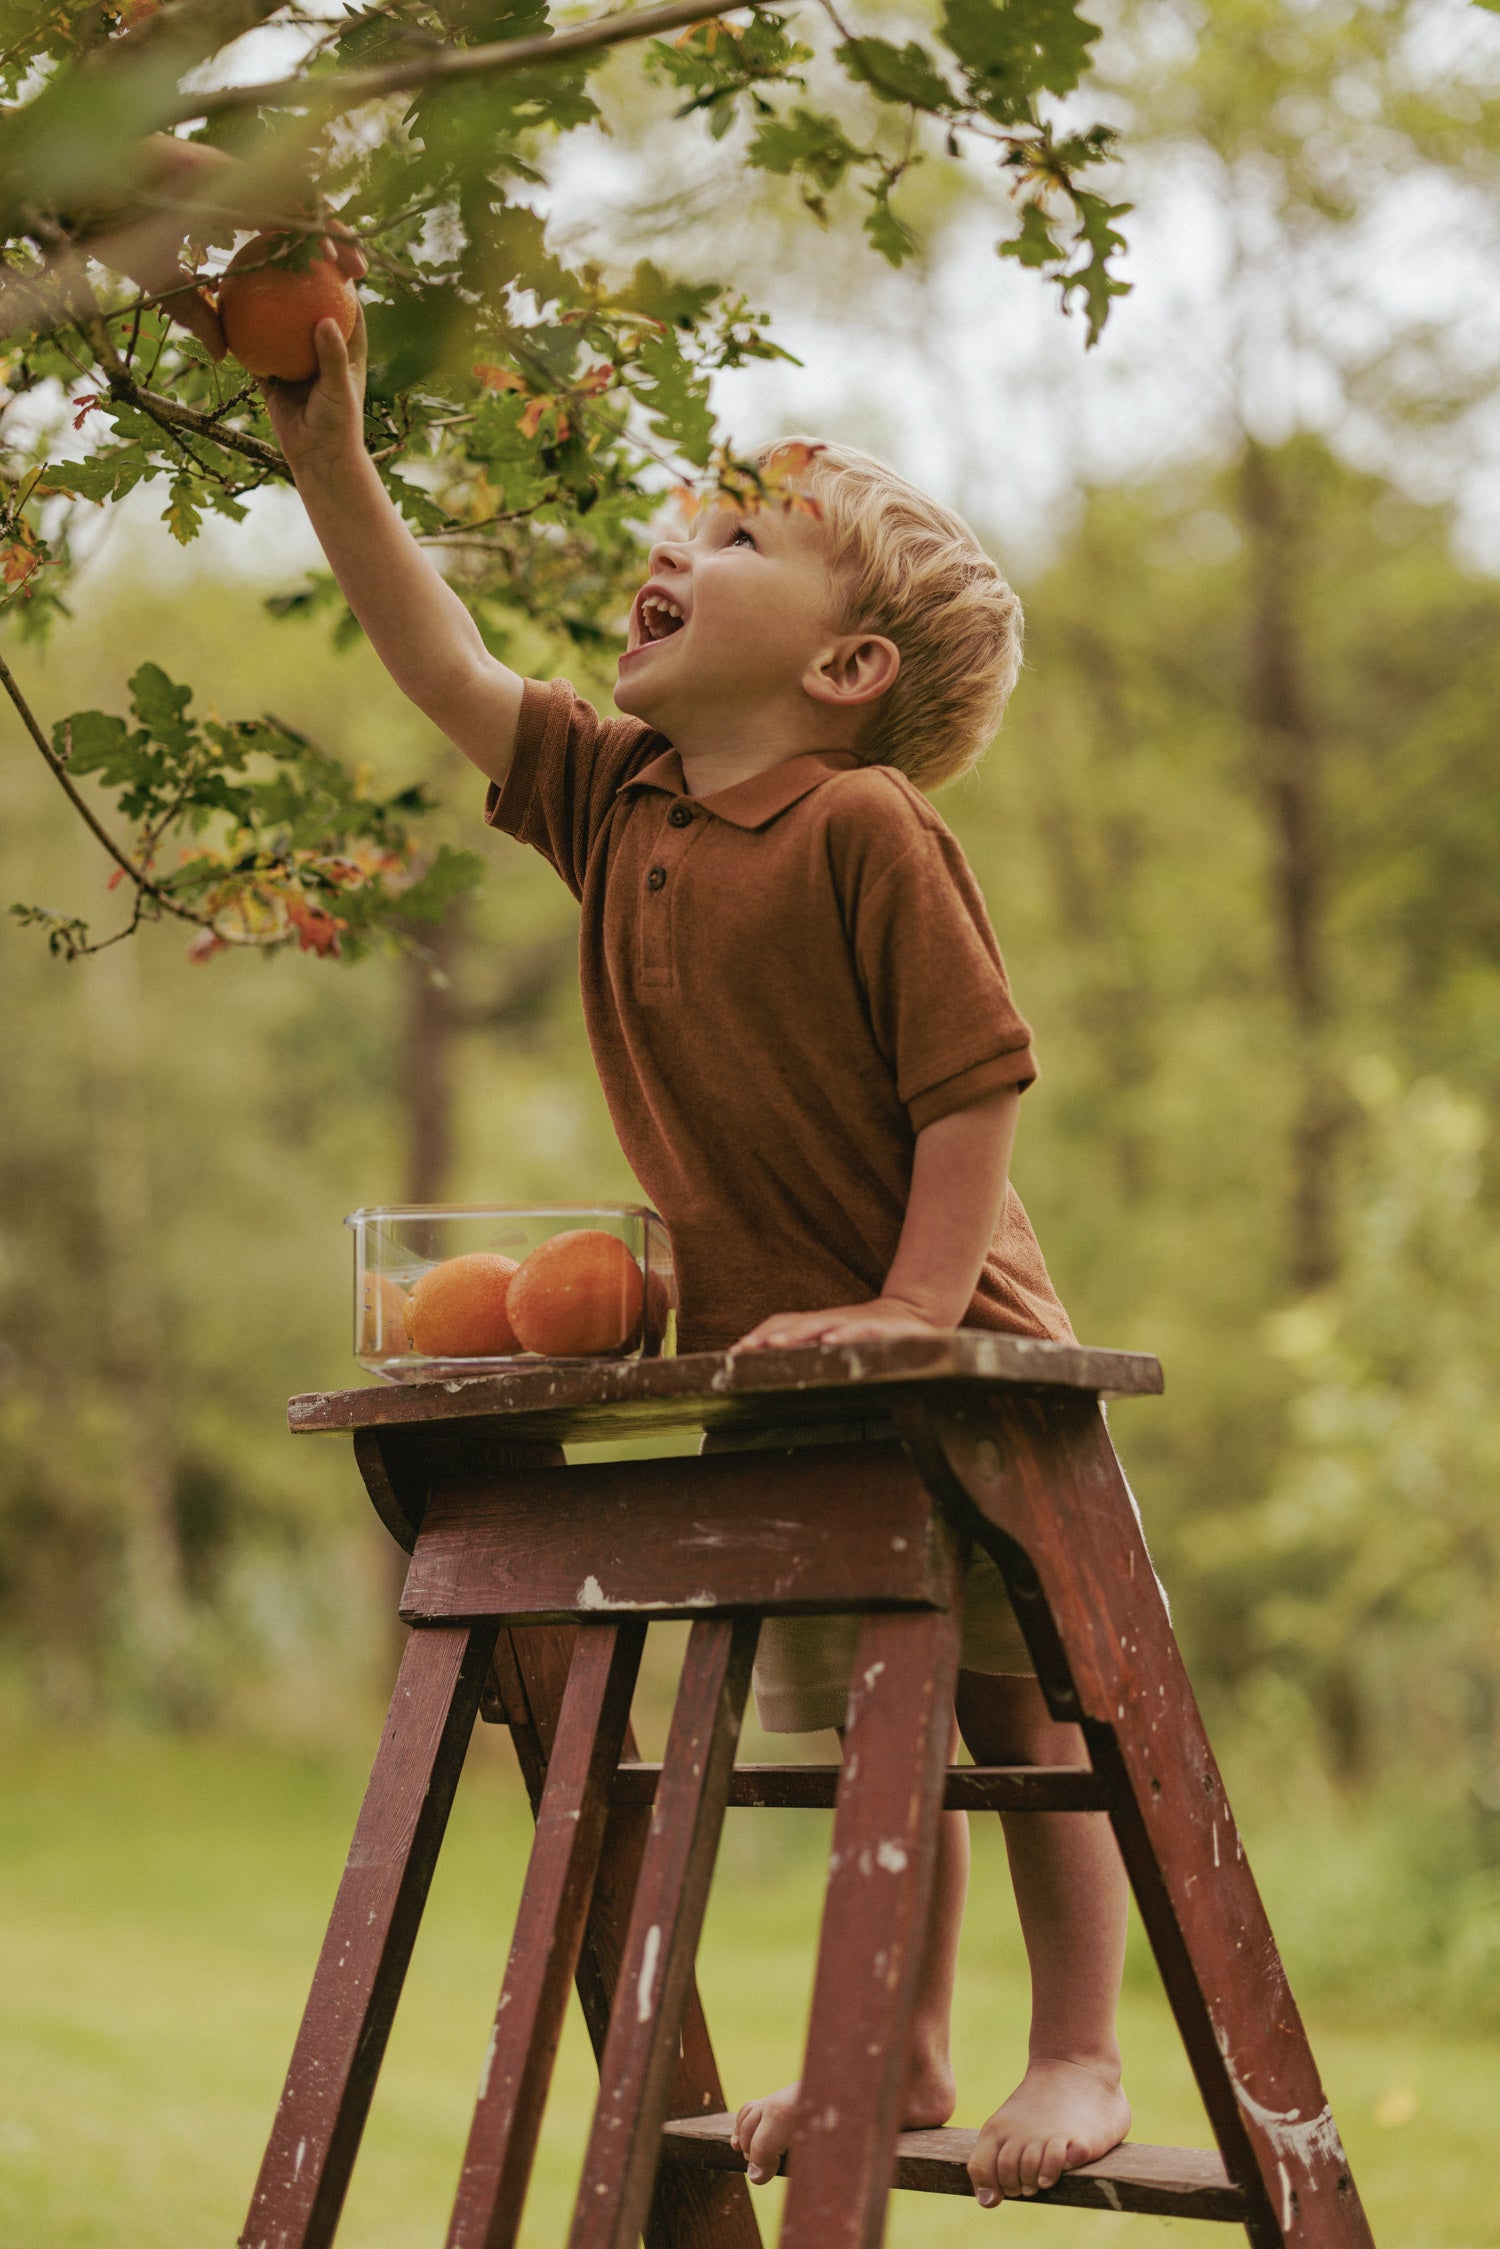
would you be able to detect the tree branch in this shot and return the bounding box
[108,369,288,473]
[159,0,759,126]
[0,646,209,926]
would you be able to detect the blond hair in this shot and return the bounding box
[757,436,1023,790]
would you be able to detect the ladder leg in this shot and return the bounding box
[240,1621,498,2249]
[498,1623,763,2249]
[448,1621,646,2249]
[567,1613,760,2249]
[898,1391,1374,2249]
[780,1583,966,2249]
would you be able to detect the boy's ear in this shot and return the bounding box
[804,632,901,711]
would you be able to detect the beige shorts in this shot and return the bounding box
[749,1543,1033,1733]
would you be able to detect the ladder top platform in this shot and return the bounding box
[289,1331,1163,1446]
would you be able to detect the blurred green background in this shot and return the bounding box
[7,0,1500,2231]
[5,437,1498,2239]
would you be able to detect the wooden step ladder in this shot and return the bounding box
[240,1334,1375,2249]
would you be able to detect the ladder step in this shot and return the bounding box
[660,2113,1246,2221]
[614,1762,1109,1812]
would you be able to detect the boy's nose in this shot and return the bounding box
[647,538,689,576]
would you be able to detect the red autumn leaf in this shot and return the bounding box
[285,893,345,957]
[1,541,39,585]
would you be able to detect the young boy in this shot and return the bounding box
[265,311,1132,2210]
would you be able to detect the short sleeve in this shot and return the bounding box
[848,800,1037,1133]
[484,676,659,901]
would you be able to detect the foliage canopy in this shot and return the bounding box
[0,0,1126,957]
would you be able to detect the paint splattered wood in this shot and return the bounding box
[447,1621,645,2249]
[896,1391,1374,2248]
[660,2113,1248,2220]
[568,1614,760,2249]
[400,1442,949,1623]
[779,1556,966,2249]
[499,1623,762,2249]
[240,1621,497,2249]
[290,1330,1163,1449]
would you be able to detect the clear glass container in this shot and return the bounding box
[347,1203,677,1381]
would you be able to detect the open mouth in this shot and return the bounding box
[637,592,687,645]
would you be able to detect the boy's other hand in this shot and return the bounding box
[729,1298,945,1353]
[260,284,370,474]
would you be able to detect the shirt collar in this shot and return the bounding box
[618,744,863,830]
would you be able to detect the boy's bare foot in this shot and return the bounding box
[966,2056,1131,2205]
[732,2055,957,2186]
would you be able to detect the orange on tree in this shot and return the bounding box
[218,231,357,382]
[405,1252,521,1358]
[507,1229,646,1357]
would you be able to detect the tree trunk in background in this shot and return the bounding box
[400,908,462,1206]
[1239,441,1341,1294]
[83,930,192,1710]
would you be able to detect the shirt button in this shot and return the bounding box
[647,865,667,891]
[668,804,693,827]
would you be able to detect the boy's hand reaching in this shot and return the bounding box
[730,1298,945,1352]
[259,286,370,476]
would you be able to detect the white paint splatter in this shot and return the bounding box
[862,1660,887,1692]
[1097,2180,1122,2211]
[478,2027,497,2100]
[637,1924,662,2022]
[1223,2047,1347,2178]
[293,2138,306,2180]
[876,1840,909,1873]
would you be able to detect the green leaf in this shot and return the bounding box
[8,901,92,959]
[395,844,486,924]
[999,198,1062,269]
[941,0,1100,114]
[129,665,196,756]
[614,261,721,330]
[837,38,956,112]
[41,454,150,507]
[864,182,919,265]
[748,109,862,193]
[54,709,137,784]
[163,480,204,546]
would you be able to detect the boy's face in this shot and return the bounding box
[615,499,849,741]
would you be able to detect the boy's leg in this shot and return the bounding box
[955,1668,1131,2207]
[731,1732,969,2183]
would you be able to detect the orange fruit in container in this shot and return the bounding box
[405,1252,521,1358]
[358,1272,410,1355]
[218,231,357,381]
[507,1229,645,1357]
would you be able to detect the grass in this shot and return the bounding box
[1,1715,1492,2247]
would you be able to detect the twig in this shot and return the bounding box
[158,0,761,126]
[107,369,289,472]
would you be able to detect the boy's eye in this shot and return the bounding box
[730,523,757,547]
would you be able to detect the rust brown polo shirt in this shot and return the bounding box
[485,677,1073,1354]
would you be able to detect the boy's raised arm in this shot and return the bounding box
[264,310,525,790]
